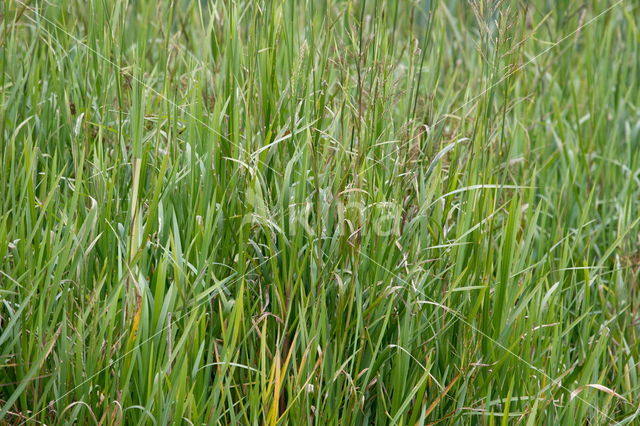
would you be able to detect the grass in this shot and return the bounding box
[1,0,639,423]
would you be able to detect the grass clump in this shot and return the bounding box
[1,0,640,423]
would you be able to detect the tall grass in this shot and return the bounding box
[1,0,639,423]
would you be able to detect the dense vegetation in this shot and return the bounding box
[1,0,639,423]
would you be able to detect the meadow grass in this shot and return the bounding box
[1,0,640,423]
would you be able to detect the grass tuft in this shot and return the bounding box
[1,0,639,423]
